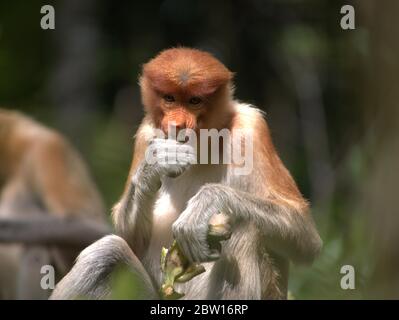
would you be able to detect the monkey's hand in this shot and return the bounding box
[172,185,232,263]
[134,138,196,194]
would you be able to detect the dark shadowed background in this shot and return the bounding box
[0,0,398,299]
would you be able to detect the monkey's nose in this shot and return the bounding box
[168,116,187,131]
[168,121,189,142]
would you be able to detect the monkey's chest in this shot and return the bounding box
[145,180,197,282]
[145,165,225,281]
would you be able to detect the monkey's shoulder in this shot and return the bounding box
[231,101,270,133]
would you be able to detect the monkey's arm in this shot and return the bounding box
[113,138,196,257]
[112,168,159,258]
[173,183,322,265]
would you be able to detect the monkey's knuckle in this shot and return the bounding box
[151,138,162,144]
[176,153,189,163]
[170,166,184,177]
[199,184,217,196]
[159,164,182,178]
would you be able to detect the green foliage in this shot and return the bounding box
[289,145,373,299]
[109,264,147,300]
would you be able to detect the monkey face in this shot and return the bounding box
[140,48,234,135]
[159,91,206,135]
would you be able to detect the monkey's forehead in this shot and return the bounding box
[142,48,232,96]
[146,47,224,68]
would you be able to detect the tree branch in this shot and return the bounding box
[0,215,111,248]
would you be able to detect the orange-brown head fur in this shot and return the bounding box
[140,48,234,134]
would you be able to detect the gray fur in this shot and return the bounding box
[53,136,321,300]
[114,139,196,256]
[50,235,157,299]
[173,183,322,264]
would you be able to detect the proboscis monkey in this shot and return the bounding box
[51,48,322,300]
[0,109,106,299]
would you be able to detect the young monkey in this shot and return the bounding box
[51,48,322,300]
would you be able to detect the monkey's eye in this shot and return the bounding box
[189,97,202,106]
[163,95,175,103]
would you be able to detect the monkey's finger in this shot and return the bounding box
[164,146,196,158]
[208,223,232,240]
[165,170,185,178]
[151,138,190,147]
[208,229,232,241]
[207,228,231,252]
[151,138,196,153]
[207,232,231,254]
[156,154,196,168]
[155,148,195,160]
[188,239,222,263]
[175,143,196,152]
[176,153,197,165]
[156,152,191,164]
[208,212,231,240]
[207,249,221,261]
[150,138,176,145]
[162,166,187,178]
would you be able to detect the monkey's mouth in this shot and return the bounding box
[161,127,199,142]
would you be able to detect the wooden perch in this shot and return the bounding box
[0,215,111,247]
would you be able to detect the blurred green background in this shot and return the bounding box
[1,0,398,299]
